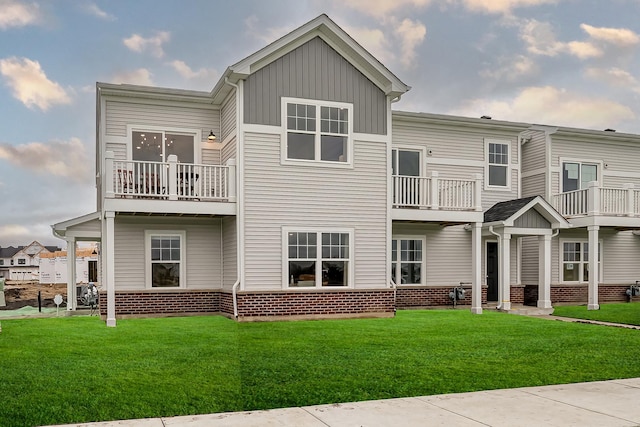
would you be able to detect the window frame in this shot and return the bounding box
[559,158,602,193]
[391,146,425,177]
[281,97,354,168]
[127,125,202,164]
[282,227,354,289]
[144,230,186,289]
[391,236,426,286]
[559,238,602,284]
[484,138,512,191]
[17,258,26,265]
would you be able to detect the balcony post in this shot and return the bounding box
[168,155,178,201]
[474,173,483,211]
[624,183,634,216]
[226,158,237,202]
[430,171,439,209]
[587,181,599,216]
[105,151,114,199]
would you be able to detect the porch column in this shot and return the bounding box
[500,232,511,311]
[471,222,482,314]
[587,225,600,310]
[66,237,77,311]
[537,234,552,309]
[105,211,117,327]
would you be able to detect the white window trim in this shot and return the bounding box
[391,145,426,177]
[282,226,355,289]
[484,138,512,191]
[127,125,202,164]
[558,157,603,192]
[391,235,426,286]
[559,238,603,284]
[280,97,354,169]
[144,230,187,289]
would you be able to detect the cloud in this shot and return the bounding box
[456,0,558,14]
[0,138,92,182]
[340,0,431,17]
[244,15,296,45]
[0,0,42,29]
[585,67,640,94]
[0,57,71,111]
[0,224,31,241]
[168,60,217,81]
[580,24,640,47]
[519,19,604,59]
[565,41,603,59]
[123,31,170,58]
[394,18,427,68]
[82,2,116,21]
[109,68,154,86]
[451,86,635,130]
[480,54,537,81]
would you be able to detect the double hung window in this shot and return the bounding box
[283,98,352,165]
[486,139,510,188]
[561,240,601,282]
[391,238,425,285]
[146,231,185,288]
[286,230,352,288]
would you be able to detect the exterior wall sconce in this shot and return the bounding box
[208,130,216,141]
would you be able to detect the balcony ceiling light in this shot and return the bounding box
[208,130,216,141]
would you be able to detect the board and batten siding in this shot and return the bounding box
[222,216,237,289]
[113,217,222,290]
[221,90,236,142]
[242,131,387,291]
[243,37,386,135]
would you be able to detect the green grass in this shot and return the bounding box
[2,310,640,426]
[554,302,640,326]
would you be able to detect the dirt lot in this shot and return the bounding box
[1,281,68,310]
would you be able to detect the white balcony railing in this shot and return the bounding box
[105,152,236,202]
[552,182,638,217]
[393,172,482,211]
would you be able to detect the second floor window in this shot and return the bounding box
[17,259,26,265]
[132,131,195,164]
[486,140,510,188]
[562,162,598,192]
[283,98,351,164]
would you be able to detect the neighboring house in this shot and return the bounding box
[0,241,61,281]
[39,247,99,285]
[52,14,640,327]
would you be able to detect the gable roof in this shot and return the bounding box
[484,196,570,229]
[0,246,22,258]
[211,14,410,103]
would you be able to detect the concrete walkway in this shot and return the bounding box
[49,378,640,427]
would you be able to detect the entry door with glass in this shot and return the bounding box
[392,148,423,206]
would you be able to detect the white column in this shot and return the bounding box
[168,154,178,201]
[105,151,115,198]
[588,225,600,310]
[624,183,634,216]
[430,171,439,209]
[500,232,511,311]
[537,234,552,309]
[471,222,483,314]
[66,238,77,311]
[474,173,483,211]
[105,211,117,327]
[226,158,237,202]
[587,181,600,216]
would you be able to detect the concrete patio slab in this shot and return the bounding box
[163,408,326,427]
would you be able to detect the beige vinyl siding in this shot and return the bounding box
[522,173,545,199]
[521,236,539,285]
[521,131,546,173]
[202,147,221,165]
[113,216,222,290]
[221,136,236,165]
[222,216,237,289]
[105,100,220,140]
[106,142,127,160]
[221,90,236,141]
[242,132,387,291]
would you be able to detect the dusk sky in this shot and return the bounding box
[0,0,639,247]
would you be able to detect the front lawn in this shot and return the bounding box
[553,302,640,326]
[2,310,640,426]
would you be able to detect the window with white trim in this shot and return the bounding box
[0,260,3,265]
[286,230,352,287]
[562,162,598,192]
[391,238,425,285]
[283,98,352,164]
[485,139,510,189]
[145,231,185,288]
[561,240,601,283]
[17,259,26,265]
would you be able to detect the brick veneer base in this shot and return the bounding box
[98,290,222,318]
[396,286,488,308]
[524,284,632,304]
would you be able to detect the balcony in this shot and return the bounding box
[552,182,640,227]
[392,172,483,222]
[103,151,236,216]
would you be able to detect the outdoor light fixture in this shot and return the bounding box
[208,130,216,141]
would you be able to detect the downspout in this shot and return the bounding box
[488,225,502,310]
[232,279,240,318]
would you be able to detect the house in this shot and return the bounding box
[52,14,640,326]
[39,247,99,285]
[0,241,61,281]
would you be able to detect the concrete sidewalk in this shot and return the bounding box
[49,377,640,427]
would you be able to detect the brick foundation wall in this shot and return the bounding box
[396,286,487,307]
[236,289,395,318]
[524,284,631,304]
[98,290,221,317]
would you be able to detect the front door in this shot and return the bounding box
[486,241,498,301]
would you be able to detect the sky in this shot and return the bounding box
[0,0,639,247]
